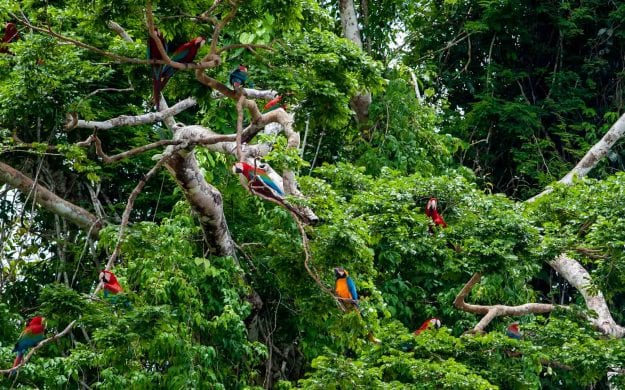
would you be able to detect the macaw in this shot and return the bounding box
[506,322,522,339]
[0,22,19,54]
[100,270,123,296]
[263,95,285,113]
[425,197,447,228]
[148,32,205,109]
[229,64,253,89]
[334,267,359,307]
[414,317,442,335]
[12,316,45,369]
[232,161,284,199]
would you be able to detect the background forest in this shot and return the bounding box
[1,0,625,388]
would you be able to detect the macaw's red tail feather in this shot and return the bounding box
[13,353,23,369]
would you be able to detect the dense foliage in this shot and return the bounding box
[1,0,625,389]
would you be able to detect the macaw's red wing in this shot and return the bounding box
[425,197,447,228]
[414,317,441,335]
[1,22,19,54]
[263,95,284,112]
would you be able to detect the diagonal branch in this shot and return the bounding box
[0,161,102,237]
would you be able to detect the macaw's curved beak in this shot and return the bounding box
[333,267,346,278]
[232,163,243,174]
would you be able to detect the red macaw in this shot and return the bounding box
[100,270,123,296]
[414,317,441,335]
[506,322,522,339]
[425,197,447,228]
[334,267,359,307]
[232,161,284,199]
[0,22,19,54]
[148,32,205,109]
[263,95,286,112]
[12,316,45,369]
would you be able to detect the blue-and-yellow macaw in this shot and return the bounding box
[334,267,359,308]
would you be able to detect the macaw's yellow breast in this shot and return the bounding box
[335,278,352,299]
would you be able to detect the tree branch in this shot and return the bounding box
[68,97,197,130]
[454,273,557,333]
[0,161,102,237]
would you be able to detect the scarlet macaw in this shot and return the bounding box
[12,316,45,369]
[99,269,126,306]
[414,317,441,335]
[334,267,359,307]
[425,197,447,228]
[232,161,284,199]
[0,22,19,54]
[506,322,522,339]
[263,95,285,113]
[229,64,253,89]
[148,32,205,109]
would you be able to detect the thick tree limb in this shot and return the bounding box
[69,98,197,130]
[528,111,625,202]
[550,254,625,337]
[454,273,557,332]
[0,321,76,375]
[0,162,102,237]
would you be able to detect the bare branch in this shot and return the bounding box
[454,273,557,333]
[528,111,625,202]
[0,321,76,375]
[0,161,102,237]
[70,97,197,130]
[550,254,625,337]
[106,20,133,42]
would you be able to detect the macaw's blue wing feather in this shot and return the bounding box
[346,277,358,301]
[258,173,284,196]
[13,332,44,353]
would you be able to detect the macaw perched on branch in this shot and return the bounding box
[414,317,442,335]
[334,267,359,308]
[0,22,19,54]
[148,31,205,109]
[263,95,286,113]
[12,316,45,369]
[232,161,284,200]
[229,64,254,89]
[425,197,447,228]
[506,322,522,339]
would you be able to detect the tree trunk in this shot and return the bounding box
[338,0,371,127]
[165,151,236,257]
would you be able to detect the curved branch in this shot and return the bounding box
[454,273,558,333]
[0,321,76,375]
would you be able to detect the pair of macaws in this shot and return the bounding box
[148,30,205,109]
[1,22,19,54]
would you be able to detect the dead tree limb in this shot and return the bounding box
[453,273,557,333]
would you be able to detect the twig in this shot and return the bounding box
[0,321,77,375]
